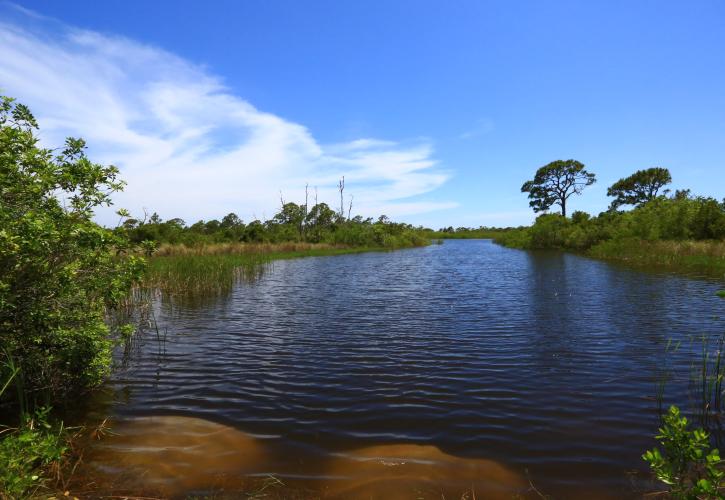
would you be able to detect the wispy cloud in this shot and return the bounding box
[459,118,494,140]
[0,10,455,224]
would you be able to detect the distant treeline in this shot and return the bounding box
[119,202,514,251]
[120,203,434,250]
[427,226,514,239]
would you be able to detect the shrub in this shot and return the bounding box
[0,95,144,405]
[0,407,68,499]
[643,406,724,498]
[495,194,724,256]
[528,214,570,249]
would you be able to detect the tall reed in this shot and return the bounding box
[142,243,389,296]
[153,241,347,257]
[589,239,725,274]
[692,333,725,434]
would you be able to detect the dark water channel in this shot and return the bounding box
[83,240,725,498]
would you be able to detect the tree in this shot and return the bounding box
[674,189,691,200]
[571,210,591,224]
[305,203,336,228]
[205,219,221,232]
[273,202,305,227]
[0,95,144,403]
[166,217,186,228]
[521,159,596,217]
[240,220,266,242]
[691,197,725,240]
[607,167,672,209]
[220,212,242,229]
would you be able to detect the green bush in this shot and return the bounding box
[0,407,68,499]
[0,95,144,405]
[643,406,724,498]
[495,194,725,255]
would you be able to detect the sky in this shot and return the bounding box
[1,0,724,228]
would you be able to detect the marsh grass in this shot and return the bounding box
[153,241,346,257]
[143,243,403,296]
[693,334,725,432]
[588,239,725,275]
[655,332,725,448]
[144,253,269,295]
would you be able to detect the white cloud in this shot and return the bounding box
[0,14,455,225]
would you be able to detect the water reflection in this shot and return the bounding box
[87,240,724,497]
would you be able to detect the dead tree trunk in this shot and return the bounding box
[338,176,345,220]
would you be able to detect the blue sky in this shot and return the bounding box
[1,1,724,227]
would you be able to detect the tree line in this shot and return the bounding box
[505,159,725,250]
[121,204,429,251]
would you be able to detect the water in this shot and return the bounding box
[82,240,725,498]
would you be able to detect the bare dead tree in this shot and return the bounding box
[302,183,309,237]
[347,194,354,221]
[338,176,345,219]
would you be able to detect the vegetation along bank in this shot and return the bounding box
[496,159,725,274]
[2,93,724,498]
[0,95,432,497]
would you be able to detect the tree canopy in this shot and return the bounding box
[521,159,596,217]
[607,167,672,209]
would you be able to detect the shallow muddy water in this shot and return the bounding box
[80,240,725,498]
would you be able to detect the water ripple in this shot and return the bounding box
[104,240,725,497]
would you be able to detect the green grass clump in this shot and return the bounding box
[588,239,725,274]
[717,290,725,298]
[143,244,415,296]
[0,408,68,499]
[145,253,270,295]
